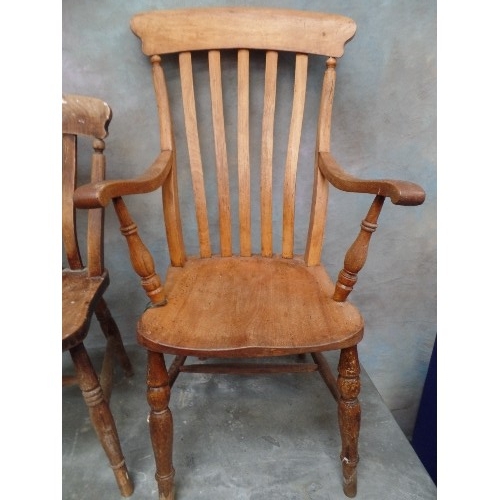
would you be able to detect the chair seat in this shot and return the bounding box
[62,269,109,351]
[137,256,364,357]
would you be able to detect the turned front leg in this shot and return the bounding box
[70,343,134,497]
[338,346,361,497]
[147,350,175,500]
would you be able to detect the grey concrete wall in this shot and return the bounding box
[63,0,436,438]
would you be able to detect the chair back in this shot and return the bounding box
[62,94,112,276]
[130,7,356,266]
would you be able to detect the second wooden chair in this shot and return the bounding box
[62,93,134,497]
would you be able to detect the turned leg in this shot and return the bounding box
[69,343,134,497]
[337,346,361,497]
[147,350,175,500]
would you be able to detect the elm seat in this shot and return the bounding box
[138,257,364,356]
[73,7,425,499]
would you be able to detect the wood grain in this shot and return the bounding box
[179,51,212,257]
[138,256,364,356]
[131,7,356,57]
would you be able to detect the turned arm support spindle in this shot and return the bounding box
[72,150,173,307]
[319,152,424,302]
[112,196,167,307]
[333,195,385,302]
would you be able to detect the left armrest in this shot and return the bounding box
[73,149,173,209]
[318,151,425,206]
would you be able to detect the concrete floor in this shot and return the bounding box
[62,346,436,500]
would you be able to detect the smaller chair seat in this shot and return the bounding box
[62,269,109,350]
[137,256,364,357]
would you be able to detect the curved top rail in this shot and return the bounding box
[131,7,356,57]
[62,94,112,139]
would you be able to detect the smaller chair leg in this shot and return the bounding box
[95,298,134,377]
[147,350,175,500]
[337,346,361,498]
[69,343,134,497]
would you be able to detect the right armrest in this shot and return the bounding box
[73,149,173,209]
[319,151,425,206]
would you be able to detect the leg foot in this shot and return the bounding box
[341,456,358,497]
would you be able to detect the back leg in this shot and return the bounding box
[95,297,134,377]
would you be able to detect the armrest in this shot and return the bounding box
[318,151,425,206]
[73,150,173,209]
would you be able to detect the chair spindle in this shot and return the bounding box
[333,195,385,302]
[282,53,308,258]
[87,137,105,277]
[208,49,232,257]
[237,49,252,257]
[62,133,83,269]
[305,57,337,266]
[151,54,186,266]
[261,50,278,257]
[179,51,212,258]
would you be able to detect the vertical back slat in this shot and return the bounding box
[260,50,278,257]
[62,133,83,269]
[282,53,308,258]
[237,49,251,257]
[152,55,186,266]
[305,57,337,266]
[208,50,232,257]
[179,52,212,258]
[87,141,105,276]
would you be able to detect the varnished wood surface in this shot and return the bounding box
[62,270,109,350]
[138,256,364,356]
[131,7,356,57]
[62,94,112,138]
[69,343,134,497]
[319,152,426,206]
[179,52,211,258]
[73,150,173,209]
[237,49,251,257]
[209,50,232,257]
[62,133,82,269]
[178,362,319,375]
[260,50,278,257]
[304,58,338,266]
[282,53,308,258]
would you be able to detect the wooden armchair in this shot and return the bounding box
[62,94,134,497]
[74,8,425,499]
